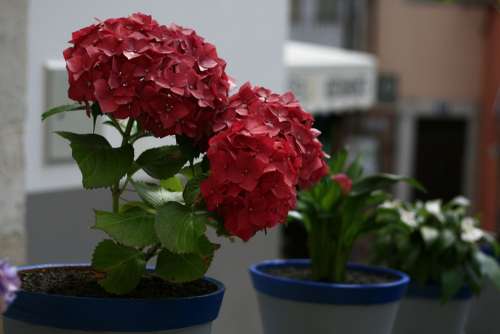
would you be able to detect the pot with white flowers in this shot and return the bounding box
[372,197,500,334]
[2,13,326,334]
[250,150,424,334]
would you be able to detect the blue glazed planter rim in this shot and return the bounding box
[5,263,225,332]
[249,259,410,305]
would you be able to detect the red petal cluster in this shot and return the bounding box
[213,83,329,188]
[201,122,300,240]
[201,83,328,240]
[64,13,230,144]
[331,173,353,194]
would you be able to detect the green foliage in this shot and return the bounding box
[93,210,158,248]
[42,102,222,295]
[156,248,213,283]
[155,202,208,254]
[132,180,183,208]
[290,149,422,282]
[41,103,85,121]
[136,146,189,180]
[183,175,206,207]
[351,174,425,196]
[372,197,500,301]
[57,132,134,189]
[160,176,184,192]
[92,240,146,294]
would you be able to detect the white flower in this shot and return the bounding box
[461,217,483,243]
[420,226,439,244]
[380,200,401,210]
[451,196,470,207]
[399,208,417,228]
[442,229,456,247]
[425,200,445,222]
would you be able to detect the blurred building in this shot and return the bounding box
[0,1,288,334]
[288,0,499,232]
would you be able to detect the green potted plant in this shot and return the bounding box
[249,149,423,334]
[3,13,327,334]
[372,197,500,334]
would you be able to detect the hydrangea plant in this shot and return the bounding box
[42,13,328,294]
[0,260,20,313]
[288,149,423,282]
[372,197,500,301]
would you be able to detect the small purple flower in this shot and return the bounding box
[0,260,21,313]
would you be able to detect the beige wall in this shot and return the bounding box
[0,1,28,331]
[374,0,486,102]
[0,0,27,264]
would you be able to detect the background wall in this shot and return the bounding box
[0,1,28,332]
[374,0,486,102]
[23,1,288,334]
[0,0,27,265]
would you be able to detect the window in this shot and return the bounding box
[316,0,338,23]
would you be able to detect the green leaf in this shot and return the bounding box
[136,146,189,180]
[176,135,202,161]
[329,148,348,173]
[183,175,206,206]
[441,270,464,302]
[346,156,364,181]
[320,182,341,211]
[92,240,146,295]
[155,202,208,253]
[119,201,156,214]
[195,234,217,255]
[93,210,158,248]
[476,251,500,290]
[160,176,183,192]
[180,163,203,179]
[156,249,211,283]
[351,173,425,197]
[132,181,183,208]
[57,132,134,189]
[41,103,85,121]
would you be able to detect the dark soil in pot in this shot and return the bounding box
[265,267,396,284]
[20,267,217,298]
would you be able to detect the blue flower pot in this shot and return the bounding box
[393,284,472,334]
[249,259,410,334]
[3,264,225,333]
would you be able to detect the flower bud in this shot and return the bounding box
[331,173,353,194]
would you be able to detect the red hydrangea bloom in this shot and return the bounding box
[64,13,231,144]
[331,173,353,194]
[213,83,329,188]
[201,122,299,241]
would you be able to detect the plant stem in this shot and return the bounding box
[309,216,348,283]
[112,190,120,213]
[111,118,134,214]
[109,117,125,136]
[190,158,196,177]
